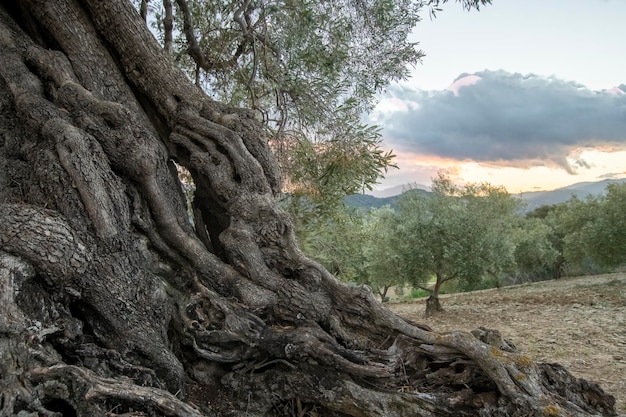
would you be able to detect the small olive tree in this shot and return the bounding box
[362,206,409,302]
[298,205,407,302]
[395,174,520,316]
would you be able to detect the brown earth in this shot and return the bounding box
[389,273,626,414]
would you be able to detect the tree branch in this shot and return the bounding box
[139,0,148,22]
[162,0,173,53]
[233,0,252,36]
[174,0,246,72]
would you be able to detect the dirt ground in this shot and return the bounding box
[389,273,626,414]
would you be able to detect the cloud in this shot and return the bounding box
[598,172,626,179]
[377,154,460,188]
[447,74,481,96]
[375,70,626,173]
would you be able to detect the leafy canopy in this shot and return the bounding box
[559,183,626,270]
[395,173,521,295]
[511,217,559,281]
[298,204,409,302]
[135,0,491,212]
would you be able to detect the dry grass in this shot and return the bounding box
[389,273,626,413]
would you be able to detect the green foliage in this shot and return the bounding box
[444,274,499,293]
[134,0,488,218]
[305,173,523,304]
[299,177,626,308]
[559,183,626,270]
[511,218,559,282]
[427,0,492,17]
[285,127,396,217]
[558,196,600,270]
[394,173,521,299]
[361,206,408,300]
[295,203,408,302]
[295,204,368,282]
[583,183,626,268]
[526,203,569,278]
[141,0,423,208]
[409,287,430,299]
[523,182,626,277]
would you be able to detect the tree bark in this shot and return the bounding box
[425,274,444,317]
[0,1,617,416]
[425,295,443,317]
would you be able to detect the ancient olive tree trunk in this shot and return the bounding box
[0,1,617,416]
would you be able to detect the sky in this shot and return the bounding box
[370,0,626,193]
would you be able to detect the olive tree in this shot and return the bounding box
[511,217,560,283]
[362,206,409,302]
[297,205,405,303]
[395,174,520,316]
[297,206,369,282]
[561,183,626,271]
[0,1,616,417]
[585,182,626,268]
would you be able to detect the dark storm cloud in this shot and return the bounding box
[380,70,626,172]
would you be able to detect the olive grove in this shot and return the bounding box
[0,1,617,416]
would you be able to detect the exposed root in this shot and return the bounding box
[29,365,205,417]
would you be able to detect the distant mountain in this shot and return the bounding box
[368,182,429,198]
[343,194,399,210]
[344,178,626,212]
[519,178,626,211]
[344,188,431,210]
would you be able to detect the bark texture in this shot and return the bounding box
[0,1,617,416]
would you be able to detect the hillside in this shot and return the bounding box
[345,178,626,211]
[389,273,626,414]
[342,193,400,210]
[343,188,431,210]
[519,178,626,211]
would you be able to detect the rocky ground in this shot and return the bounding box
[389,273,626,414]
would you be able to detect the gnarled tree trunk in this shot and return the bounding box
[0,1,617,416]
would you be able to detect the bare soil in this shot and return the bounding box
[389,273,626,414]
